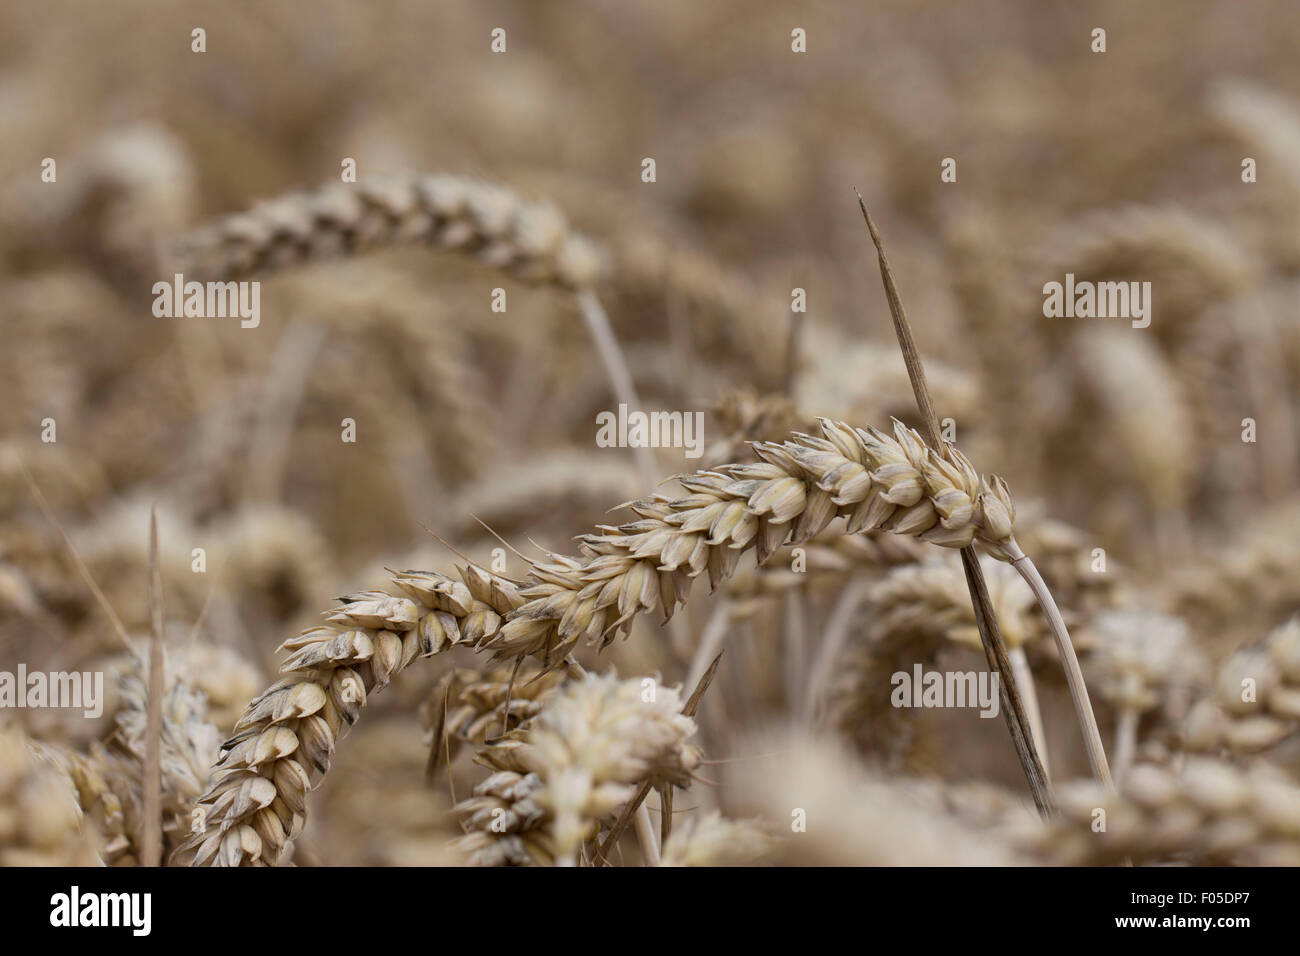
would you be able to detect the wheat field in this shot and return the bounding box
[2,0,1299,870]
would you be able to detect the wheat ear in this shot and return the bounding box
[174,173,656,485]
[454,672,700,866]
[173,173,604,289]
[183,416,1018,865]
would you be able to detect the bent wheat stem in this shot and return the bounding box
[1012,553,1113,790]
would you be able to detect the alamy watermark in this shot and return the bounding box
[0,665,103,718]
[1042,273,1151,329]
[50,886,150,936]
[596,404,705,459]
[890,664,999,718]
[152,273,261,328]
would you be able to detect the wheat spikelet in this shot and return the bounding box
[488,417,1021,665]
[454,672,700,866]
[0,724,103,866]
[173,173,605,290]
[1033,757,1300,865]
[421,662,565,774]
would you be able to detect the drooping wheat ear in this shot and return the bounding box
[454,672,700,867]
[0,724,102,866]
[1083,611,1204,783]
[832,554,1043,771]
[62,650,220,865]
[658,811,773,866]
[1184,618,1300,757]
[421,662,565,777]
[866,554,1042,651]
[1034,204,1255,322]
[487,417,1020,666]
[1033,757,1300,866]
[175,565,519,866]
[172,174,605,290]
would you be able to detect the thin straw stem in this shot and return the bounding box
[1013,554,1114,790]
[1008,646,1050,781]
[576,289,659,484]
[142,510,165,868]
[634,803,660,865]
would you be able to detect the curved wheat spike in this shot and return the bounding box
[170,172,657,483]
[177,417,1053,865]
[172,173,604,290]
